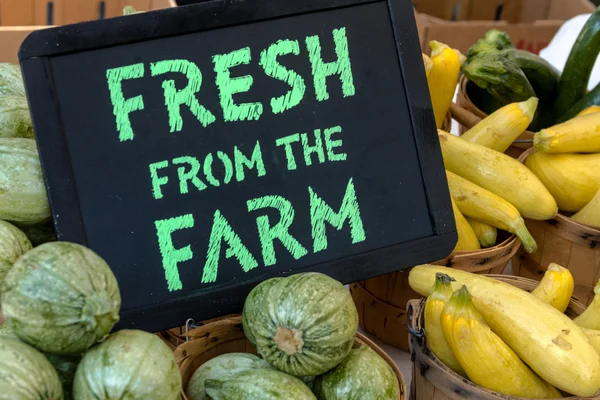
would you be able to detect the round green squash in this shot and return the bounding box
[0,96,34,139]
[0,138,50,225]
[0,336,64,400]
[242,277,282,345]
[73,330,182,400]
[313,346,400,400]
[1,242,121,354]
[0,220,32,295]
[0,63,26,97]
[205,368,316,400]
[247,272,358,377]
[186,353,271,400]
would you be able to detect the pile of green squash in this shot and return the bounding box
[184,272,401,400]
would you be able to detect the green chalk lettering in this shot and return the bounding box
[213,47,263,121]
[275,133,300,170]
[305,27,356,101]
[235,141,266,182]
[149,160,169,200]
[173,156,207,194]
[203,153,220,187]
[301,129,325,166]
[106,63,145,142]
[155,214,195,291]
[203,209,258,283]
[259,40,306,114]
[309,178,366,253]
[247,195,308,266]
[324,125,347,161]
[217,151,234,185]
[150,60,216,132]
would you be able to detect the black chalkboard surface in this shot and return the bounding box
[19,0,456,332]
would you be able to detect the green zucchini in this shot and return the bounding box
[559,82,600,122]
[466,29,514,64]
[502,49,560,101]
[554,6,600,116]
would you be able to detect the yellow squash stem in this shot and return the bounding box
[461,97,538,153]
[428,41,460,129]
[441,286,561,398]
[534,112,600,153]
[447,171,537,253]
[575,280,600,330]
[531,263,574,313]
[571,188,600,228]
[465,217,497,248]
[439,130,557,220]
[409,265,600,396]
[450,197,480,251]
[423,53,433,78]
[577,105,600,117]
[424,273,465,376]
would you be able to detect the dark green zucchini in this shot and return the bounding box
[559,82,600,122]
[554,6,600,116]
[503,49,560,101]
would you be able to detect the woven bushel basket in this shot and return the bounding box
[350,231,520,352]
[408,274,592,400]
[511,148,600,306]
[173,314,407,400]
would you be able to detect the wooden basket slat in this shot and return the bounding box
[174,315,406,400]
[409,275,591,399]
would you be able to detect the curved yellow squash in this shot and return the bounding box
[409,265,600,397]
[441,286,561,398]
[438,131,557,220]
[450,197,480,251]
[571,188,600,228]
[531,263,574,313]
[575,280,600,330]
[525,151,600,212]
[534,112,600,153]
[428,42,460,129]
[447,171,536,253]
[465,217,497,248]
[424,273,465,376]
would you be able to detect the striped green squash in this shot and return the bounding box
[205,369,316,400]
[186,353,270,400]
[0,138,50,225]
[0,96,34,139]
[0,337,64,400]
[0,220,32,295]
[73,330,181,400]
[0,63,26,97]
[245,273,358,377]
[313,346,400,400]
[1,242,121,355]
[242,277,282,345]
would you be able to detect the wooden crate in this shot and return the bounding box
[0,0,176,26]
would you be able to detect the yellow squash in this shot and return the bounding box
[534,112,600,153]
[423,53,433,78]
[575,280,600,330]
[439,130,557,220]
[428,41,461,129]
[571,188,600,228]
[525,151,600,212]
[447,171,537,253]
[450,197,480,251]
[531,263,574,313]
[465,217,497,248]
[441,286,561,398]
[584,328,600,354]
[409,265,600,396]
[577,105,600,117]
[424,273,465,376]
[461,97,538,153]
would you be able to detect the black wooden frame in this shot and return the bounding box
[19,0,456,331]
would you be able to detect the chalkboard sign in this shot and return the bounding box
[19,0,456,332]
